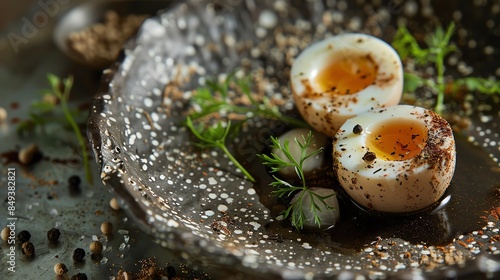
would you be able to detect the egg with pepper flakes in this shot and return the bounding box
[333,105,456,213]
[290,33,403,137]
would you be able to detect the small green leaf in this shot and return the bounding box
[31,101,56,112]
[403,73,426,93]
[454,77,500,95]
[47,73,60,89]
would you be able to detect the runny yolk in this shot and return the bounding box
[366,119,428,161]
[315,54,377,95]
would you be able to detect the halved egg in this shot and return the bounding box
[333,105,456,213]
[272,128,328,177]
[290,33,404,137]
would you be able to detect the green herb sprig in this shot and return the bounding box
[189,71,308,128]
[186,71,309,182]
[258,131,335,230]
[392,22,500,114]
[186,116,256,182]
[18,74,93,185]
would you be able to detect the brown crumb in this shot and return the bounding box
[211,214,233,236]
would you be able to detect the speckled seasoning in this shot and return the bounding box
[290,33,404,137]
[87,0,500,279]
[333,105,456,213]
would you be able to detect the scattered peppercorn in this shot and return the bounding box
[70,273,88,280]
[0,107,7,123]
[54,262,68,276]
[1,227,11,241]
[109,197,120,210]
[353,124,363,134]
[100,221,113,235]
[68,175,82,195]
[68,175,81,187]
[166,265,176,278]
[22,241,35,258]
[89,241,103,254]
[47,228,61,243]
[362,151,377,163]
[73,248,86,262]
[18,143,42,165]
[18,230,31,243]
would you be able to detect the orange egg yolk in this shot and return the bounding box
[315,54,377,95]
[366,119,428,161]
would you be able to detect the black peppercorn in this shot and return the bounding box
[68,175,81,187]
[68,175,81,194]
[69,175,81,186]
[70,273,88,280]
[18,230,31,243]
[22,241,35,258]
[166,265,176,278]
[353,124,363,134]
[363,151,377,163]
[47,228,61,243]
[72,248,86,262]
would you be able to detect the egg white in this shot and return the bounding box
[291,33,403,137]
[333,105,456,213]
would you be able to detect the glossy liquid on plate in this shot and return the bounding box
[235,125,499,252]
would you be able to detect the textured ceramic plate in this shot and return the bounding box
[88,0,500,278]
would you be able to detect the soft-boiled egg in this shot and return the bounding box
[290,33,403,137]
[333,105,456,213]
[272,128,328,177]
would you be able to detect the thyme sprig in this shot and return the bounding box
[393,22,500,114]
[258,131,335,230]
[17,74,93,185]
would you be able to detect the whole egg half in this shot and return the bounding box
[333,105,456,213]
[290,33,404,137]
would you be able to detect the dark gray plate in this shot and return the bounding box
[87,0,500,278]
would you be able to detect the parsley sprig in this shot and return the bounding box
[258,131,335,230]
[393,22,500,114]
[186,116,256,182]
[18,74,93,185]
